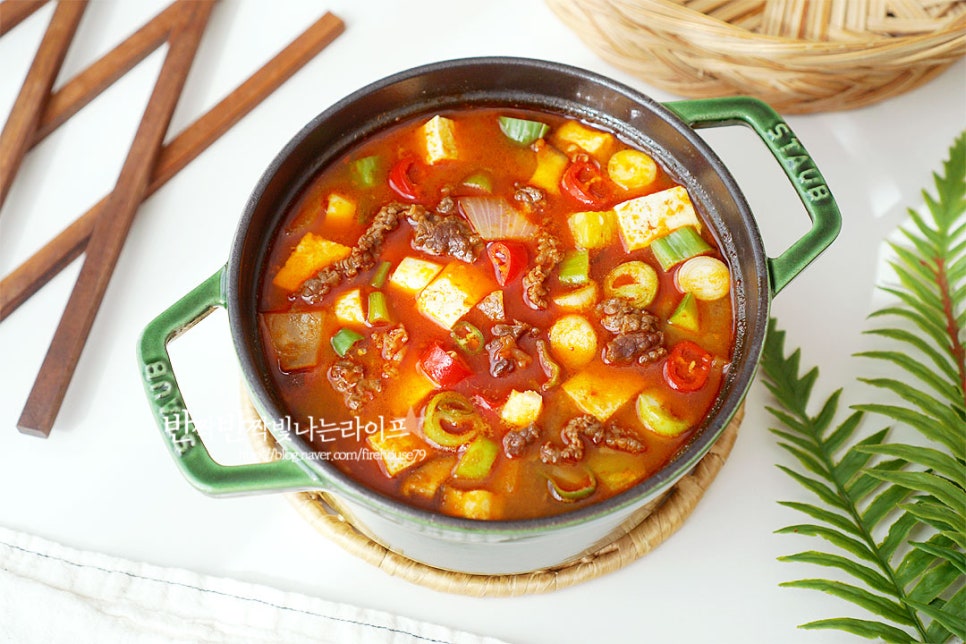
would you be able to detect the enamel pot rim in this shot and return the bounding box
[225,56,770,536]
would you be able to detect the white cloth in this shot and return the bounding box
[0,526,508,644]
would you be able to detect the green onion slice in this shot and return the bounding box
[557,249,590,286]
[351,155,380,188]
[370,261,392,288]
[650,226,711,271]
[461,171,493,193]
[453,436,499,480]
[498,116,550,146]
[331,327,364,357]
[367,291,391,325]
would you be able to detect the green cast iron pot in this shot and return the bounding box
[138,57,840,575]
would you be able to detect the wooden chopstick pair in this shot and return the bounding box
[0,1,345,437]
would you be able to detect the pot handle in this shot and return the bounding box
[137,267,322,495]
[664,97,841,295]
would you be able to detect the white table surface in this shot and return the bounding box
[1,1,963,642]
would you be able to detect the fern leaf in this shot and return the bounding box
[797,617,914,642]
[909,539,966,577]
[779,579,915,626]
[778,551,895,594]
[857,444,966,487]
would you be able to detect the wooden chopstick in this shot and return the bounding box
[0,11,345,321]
[17,0,215,437]
[34,1,182,142]
[0,0,50,38]
[0,0,88,210]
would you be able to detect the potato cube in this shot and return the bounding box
[562,366,645,421]
[401,457,457,500]
[325,193,356,226]
[552,120,616,160]
[614,186,701,251]
[501,390,544,427]
[548,314,598,370]
[528,141,568,194]
[389,256,443,293]
[334,288,365,325]
[567,210,618,249]
[367,430,430,477]
[420,115,458,164]
[272,233,351,292]
[416,263,494,330]
[441,488,500,520]
[261,311,325,371]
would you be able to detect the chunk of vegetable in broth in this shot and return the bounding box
[548,314,598,370]
[528,141,568,194]
[272,233,351,292]
[650,226,712,271]
[636,391,691,437]
[604,261,659,307]
[676,256,731,301]
[567,210,617,249]
[606,149,657,190]
[262,311,325,371]
[498,116,549,145]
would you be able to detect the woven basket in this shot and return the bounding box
[546,0,966,113]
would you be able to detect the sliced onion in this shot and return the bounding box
[458,196,538,240]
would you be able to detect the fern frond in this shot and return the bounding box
[766,132,965,641]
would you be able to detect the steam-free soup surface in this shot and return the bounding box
[259,107,733,520]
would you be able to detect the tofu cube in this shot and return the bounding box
[613,186,701,251]
[552,120,616,160]
[334,288,365,326]
[420,115,458,164]
[367,430,430,477]
[325,193,356,226]
[416,263,493,330]
[441,488,500,520]
[562,366,645,421]
[272,233,351,292]
[501,390,544,427]
[389,256,443,293]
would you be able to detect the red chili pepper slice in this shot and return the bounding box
[561,158,607,207]
[663,340,713,392]
[388,156,422,201]
[418,342,472,387]
[486,241,527,286]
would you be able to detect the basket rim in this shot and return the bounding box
[593,0,966,54]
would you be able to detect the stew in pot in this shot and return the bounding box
[258,107,733,520]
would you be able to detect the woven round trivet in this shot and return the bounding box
[244,397,742,596]
[546,0,966,114]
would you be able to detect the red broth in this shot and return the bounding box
[258,107,733,520]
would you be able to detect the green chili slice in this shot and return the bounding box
[331,327,364,357]
[423,392,484,448]
[547,465,597,502]
[450,320,485,355]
